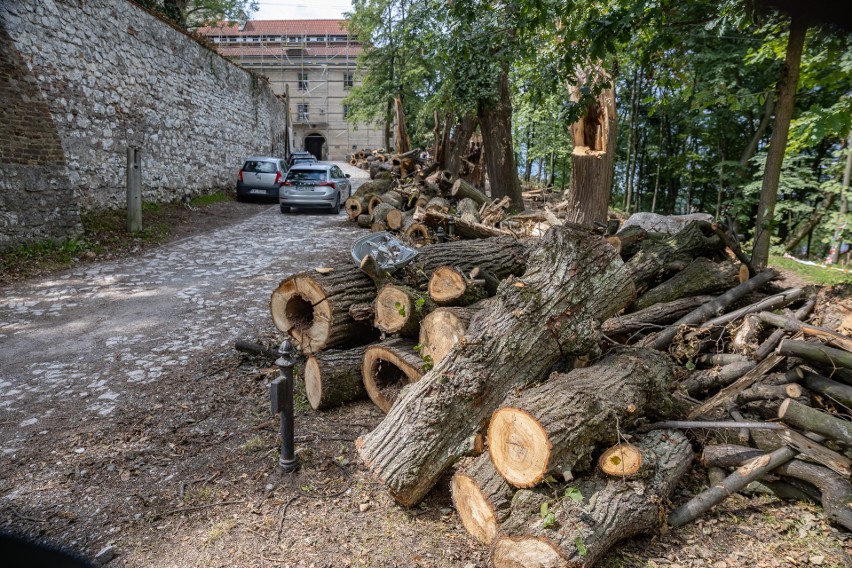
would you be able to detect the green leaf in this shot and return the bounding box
[564,487,583,502]
[540,502,549,517]
[575,536,587,556]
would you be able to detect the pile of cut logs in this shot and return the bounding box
[266,209,851,566]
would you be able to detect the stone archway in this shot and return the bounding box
[304,133,326,161]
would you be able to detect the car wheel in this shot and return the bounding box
[332,193,341,214]
[280,204,291,214]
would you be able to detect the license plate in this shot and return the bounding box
[250,189,267,195]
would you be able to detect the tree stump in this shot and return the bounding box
[356,226,636,506]
[488,347,675,487]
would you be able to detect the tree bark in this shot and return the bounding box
[418,304,486,367]
[478,68,524,211]
[784,191,837,253]
[800,368,852,408]
[751,17,808,270]
[682,361,759,398]
[361,338,424,413]
[778,398,852,445]
[269,262,379,354]
[702,444,852,530]
[394,95,410,154]
[451,451,514,545]
[491,430,692,568]
[445,114,478,181]
[357,226,636,506]
[630,258,739,312]
[416,209,509,239]
[564,65,617,227]
[776,339,852,371]
[757,312,852,352]
[451,179,489,207]
[304,346,370,410]
[488,347,675,487]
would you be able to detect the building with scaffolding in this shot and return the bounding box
[198,20,384,161]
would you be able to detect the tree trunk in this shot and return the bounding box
[361,338,424,413]
[776,339,852,371]
[304,346,370,410]
[751,17,808,270]
[784,191,837,253]
[270,262,379,354]
[829,131,851,264]
[418,304,486,367]
[738,93,775,173]
[394,95,410,154]
[490,430,692,568]
[564,65,617,227]
[356,226,636,506]
[488,347,675,487]
[451,451,514,545]
[478,68,524,211]
[445,114,477,180]
[629,258,739,312]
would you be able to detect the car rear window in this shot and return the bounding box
[288,170,326,181]
[243,161,277,173]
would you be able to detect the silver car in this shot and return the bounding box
[279,164,352,213]
[236,156,287,201]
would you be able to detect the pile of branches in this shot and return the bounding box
[265,210,851,567]
[342,146,517,244]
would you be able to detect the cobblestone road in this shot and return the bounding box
[0,164,368,454]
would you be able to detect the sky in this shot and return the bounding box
[252,0,354,20]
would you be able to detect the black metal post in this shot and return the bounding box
[436,226,445,243]
[271,339,299,473]
[447,216,455,238]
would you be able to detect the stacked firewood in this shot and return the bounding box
[266,212,851,566]
[342,146,514,245]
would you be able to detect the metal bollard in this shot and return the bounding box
[436,226,445,243]
[447,216,455,239]
[271,339,299,473]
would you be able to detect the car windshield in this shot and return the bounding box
[288,170,326,181]
[243,161,277,173]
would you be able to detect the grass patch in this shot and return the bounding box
[769,255,852,286]
[205,518,237,543]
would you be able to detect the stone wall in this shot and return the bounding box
[0,0,288,251]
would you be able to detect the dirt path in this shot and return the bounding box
[1,164,850,567]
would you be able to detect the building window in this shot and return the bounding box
[342,104,350,118]
[297,104,309,122]
[343,72,353,89]
[298,72,308,91]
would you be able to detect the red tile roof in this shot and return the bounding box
[217,45,362,58]
[198,20,350,37]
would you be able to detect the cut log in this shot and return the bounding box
[270,262,379,354]
[418,304,486,367]
[304,346,370,410]
[451,178,489,207]
[598,443,643,477]
[424,196,451,213]
[610,225,650,260]
[356,225,636,506]
[385,208,410,231]
[629,258,739,312]
[702,444,852,530]
[779,398,852,445]
[695,287,804,334]
[379,190,404,210]
[800,368,852,408]
[450,452,514,545]
[398,236,528,290]
[625,221,722,295]
[730,314,765,356]
[681,361,758,398]
[647,269,779,351]
[417,209,509,239]
[758,312,852,352]
[373,283,435,337]
[352,177,392,199]
[356,214,372,229]
[488,347,675,487]
[456,197,481,225]
[753,296,817,361]
[696,353,751,367]
[361,338,424,413]
[344,195,370,220]
[602,295,715,338]
[621,212,715,235]
[737,383,803,405]
[370,202,396,229]
[777,339,852,371]
[428,266,488,306]
[667,445,797,528]
[490,430,693,568]
[401,217,431,245]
